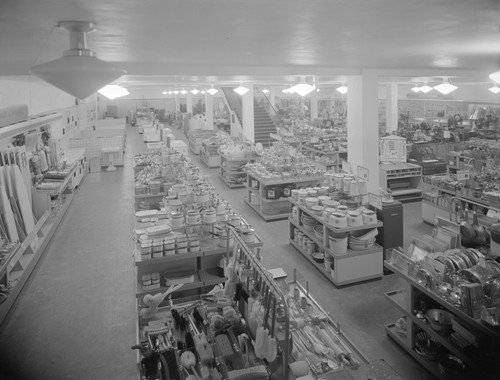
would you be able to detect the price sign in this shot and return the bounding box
[342,161,352,174]
[357,165,369,181]
[369,192,383,210]
[443,130,451,139]
[310,136,319,143]
[456,170,470,181]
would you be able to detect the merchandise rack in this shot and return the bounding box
[384,258,500,379]
[289,199,384,286]
[379,162,423,203]
[218,153,257,189]
[244,171,324,222]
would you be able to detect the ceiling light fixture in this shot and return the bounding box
[233,85,249,96]
[489,71,500,84]
[419,84,433,93]
[162,91,167,95]
[336,84,348,95]
[98,84,129,100]
[433,78,457,95]
[488,84,500,94]
[201,90,206,94]
[262,88,270,94]
[167,91,173,95]
[173,90,179,95]
[206,86,218,95]
[411,85,421,93]
[190,89,200,95]
[180,89,188,95]
[290,83,316,96]
[30,21,126,99]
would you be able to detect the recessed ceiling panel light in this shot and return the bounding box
[233,85,249,96]
[290,83,316,96]
[207,87,218,95]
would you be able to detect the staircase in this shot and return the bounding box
[221,87,277,145]
[253,102,276,146]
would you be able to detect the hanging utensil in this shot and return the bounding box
[460,204,476,244]
[265,297,278,362]
[254,283,269,359]
[472,209,488,245]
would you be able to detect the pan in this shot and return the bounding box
[472,209,488,245]
[459,205,475,244]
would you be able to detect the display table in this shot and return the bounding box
[199,141,221,168]
[289,199,384,286]
[379,162,423,203]
[244,171,324,222]
[301,144,347,172]
[218,153,258,189]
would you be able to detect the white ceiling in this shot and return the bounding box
[1,0,500,91]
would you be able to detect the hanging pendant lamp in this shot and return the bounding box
[433,78,457,95]
[30,21,126,99]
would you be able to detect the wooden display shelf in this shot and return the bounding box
[0,194,73,325]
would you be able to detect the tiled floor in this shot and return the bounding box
[0,125,436,380]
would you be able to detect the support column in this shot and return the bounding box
[310,89,318,122]
[347,70,380,194]
[186,92,193,116]
[205,92,214,130]
[269,87,276,109]
[241,84,255,142]
[386,83,399,134]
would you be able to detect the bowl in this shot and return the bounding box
[312,252,324,263]
[425,309,454,336]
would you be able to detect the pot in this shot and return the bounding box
[347,211,363,227]
[170,211,185,227]
[329,212,347,228]
[167,199,184,213]
[362,209,377,224]
[186,209,201,225]
[238,227,256,243]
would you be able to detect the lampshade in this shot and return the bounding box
[433,79,457,95]
[180,89,187,95]
[98,85,129,100]
[233,85,249,96]
[190,89,200,95]
[419,84,433,93]
[488,85,500,94]
[206,87,218,95]
[30,21,126,99]
[489,71,500,84]
[336,84,348,95]
[290,83,316,96]
[411,85,421,93]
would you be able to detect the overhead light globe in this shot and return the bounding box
[98,84,129,100]
[489,71,500,84]
[233,85,249,96]
[206,87,218,95]
[433,78,457,95]
[190,89,200,95]
[290,83,316,96]
[336,84,348,95]
[488,85,500,94]
[30,21,126,99]
[419,84,433,93]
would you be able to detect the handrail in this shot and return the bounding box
[255,87,278,118]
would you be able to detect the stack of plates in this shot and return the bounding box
[301,215,316,231]
[348,228,378,250]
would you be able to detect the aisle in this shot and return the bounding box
[0,128,142,380]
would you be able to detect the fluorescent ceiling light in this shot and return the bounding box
[173,90,179,95]
[488,85,500,94]
[206,87,218,95]
[30,21,126,99]
[290,83,316,96]
[190,89,200,95]
[489,71,500,84]
[98,84,129,100]
[336,84,348,95]
[262,88,270,94]
[233,85,249,96]
[419,84,433,93]
[433,79,457,95]
[411,85,421,93]
[180,89,188,95]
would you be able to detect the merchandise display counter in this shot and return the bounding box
[244,171,324,222]
[218,153,257,189]
[301,144,347,172]
[289,199,384,286]
[379,162,423,203]
[384,257,500,380]
[199,141,221,168]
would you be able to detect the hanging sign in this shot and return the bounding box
[342,161,352,174]
[456,170,470,181]
[368,192,383,210]
[357,165,369,181]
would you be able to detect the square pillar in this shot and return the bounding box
[386,83,399,134]
[241,84,255,142]
[205,92,214,129]
[347,70,380,193]
[310,89,318,122]
[186,92,193,116]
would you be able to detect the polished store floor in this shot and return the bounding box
[0,125,435,380]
